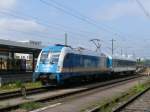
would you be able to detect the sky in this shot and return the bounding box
[0,0,150,58]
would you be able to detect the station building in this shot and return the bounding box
[0,39,45,85]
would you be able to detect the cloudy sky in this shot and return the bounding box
[0,0,150,58]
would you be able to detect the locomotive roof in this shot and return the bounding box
[42,45,64,52]
[42,45,136,61]
[42,45,108,57]
[62,47,106,57]
[112,55,136,61]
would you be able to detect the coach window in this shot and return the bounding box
[113,59,116,67]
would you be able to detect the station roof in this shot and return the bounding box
[0,39,44,54]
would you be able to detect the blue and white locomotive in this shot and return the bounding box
[33,44,136,85]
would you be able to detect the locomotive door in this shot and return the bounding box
[64,53,73,75]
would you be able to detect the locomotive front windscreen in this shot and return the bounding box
[40,51,60,64]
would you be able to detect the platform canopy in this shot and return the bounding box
[0,39,43,54]
[0,39,45,73]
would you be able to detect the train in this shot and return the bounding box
[33,44,137,85]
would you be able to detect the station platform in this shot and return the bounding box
[0,72,33,85]
[0,39,43,85]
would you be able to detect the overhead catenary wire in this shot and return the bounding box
[0,1,139,52]
[0,11,100,46]
[40,0,127,39]
[39,0,112,33]
[0,30,86,46]
[0,2,128,44]
[135,0,150,19]
[0,8,102,36]
[0,9,101,38]
[0,28,64,39]
[0,10,135,53]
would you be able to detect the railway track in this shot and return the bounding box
[0,86,57,100]
[0,75,140,101]
[0,75,144,112]
[113,84,150,112]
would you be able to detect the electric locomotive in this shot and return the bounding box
[33,44,137,85]
[33,44,111,85]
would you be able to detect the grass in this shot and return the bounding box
[82,80,150,112]
[133,82,146,92]
[19,102,43,111]
[99,82,149,112]
[0,81,42,93]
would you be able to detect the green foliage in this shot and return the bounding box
[15,80,23,88]
[19,102,42,111]
[0,82,42,93]
[82,82,150,112]
[133,83,146,92]
[99,83,148,111]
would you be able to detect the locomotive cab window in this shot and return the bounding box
[40,51,60,64]
[40,51,49,63]
[50,54,60,64]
